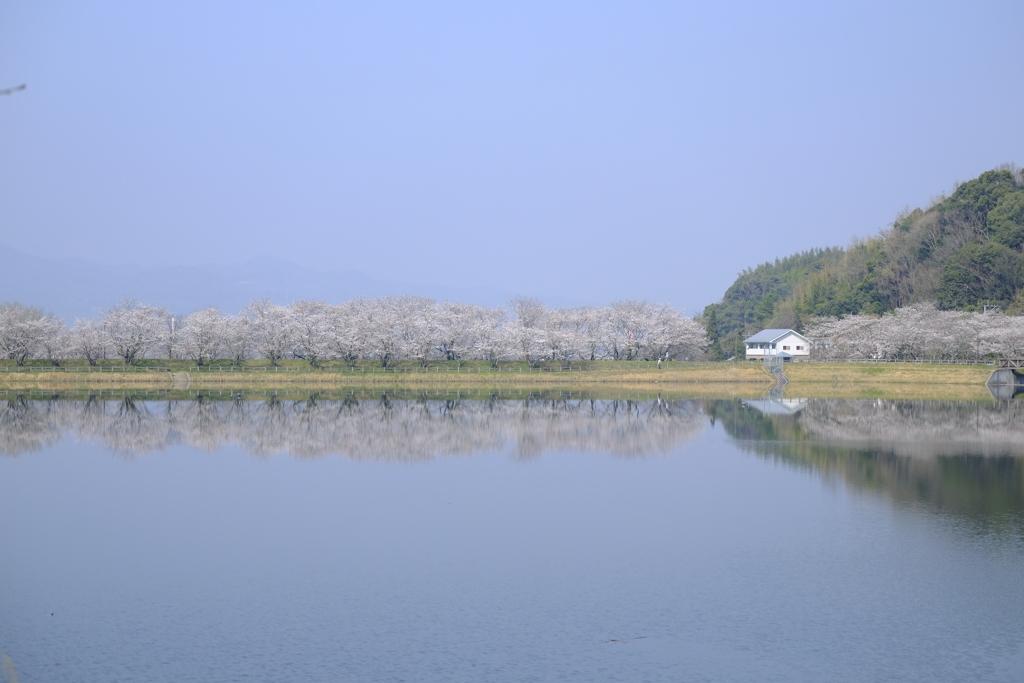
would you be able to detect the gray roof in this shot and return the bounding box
[743,328,809,344]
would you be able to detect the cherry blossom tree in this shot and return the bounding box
[39,318,71,366]
[436,302,498,367]
[287,300,333,367]
[803,302,1024,361]
[395,297,439,367]
[0,302,59,365]
[244,298,292,366]
[71,319,109,366]
[179,308,227,366]
[3,295,716,364]
[473,307,510,367]
[575,307,607,361]
[507,296,547,365]
[646,306,708,361]
[221,315,253,366]
[327,299,366,367]
[361,296,405,367]
[605,300,660,360]
[101,299,167,364]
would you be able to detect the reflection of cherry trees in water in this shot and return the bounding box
[0,397,706,460]
[717,399,1024,520]
[797,399,1024,457]
[100,397,173,455]
[0,396,62,455]
[8,396,1024,521]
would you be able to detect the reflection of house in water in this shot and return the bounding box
[741,397,809,415]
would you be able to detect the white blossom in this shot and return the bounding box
[179,308,227,366]
[0,303,60,365]
[803,302,1024,361]
[243,298,292,366]
[0,295,714,364]
[101,299,167,364]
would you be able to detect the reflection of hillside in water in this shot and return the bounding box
[7,395,1023,521]
[713,399,1024,521]
[0,397,706,460]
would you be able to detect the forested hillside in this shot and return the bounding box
[703,166,1024,358]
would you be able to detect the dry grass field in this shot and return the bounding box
[784,362,993,385]
[0,361,997,401]
[0,363,769,391]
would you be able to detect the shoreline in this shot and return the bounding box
[0,361,998,401]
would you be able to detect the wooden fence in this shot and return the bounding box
[802,358,994,365]
[0,366,172,373]
[0,358,1004,373]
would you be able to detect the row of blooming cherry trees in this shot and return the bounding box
[5,298,1020,367]
[802,303,1024,361]
[0,297,709,366]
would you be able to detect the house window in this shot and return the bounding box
[782,346,790,350]
[796,345,803,350]
[771,343,776,349]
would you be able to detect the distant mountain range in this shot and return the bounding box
[0,244,542,320]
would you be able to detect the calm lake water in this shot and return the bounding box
[2,394,1024,682]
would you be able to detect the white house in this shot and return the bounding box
[743,329,811,361]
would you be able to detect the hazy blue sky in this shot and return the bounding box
[2,0,1022,314]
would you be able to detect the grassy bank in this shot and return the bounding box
[0,360,997,401]
[783,362,993,385]
[0,360,771,390]
[0,384,790,403]
[0,384,996,403]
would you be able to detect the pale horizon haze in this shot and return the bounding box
[2,1,1023,315]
